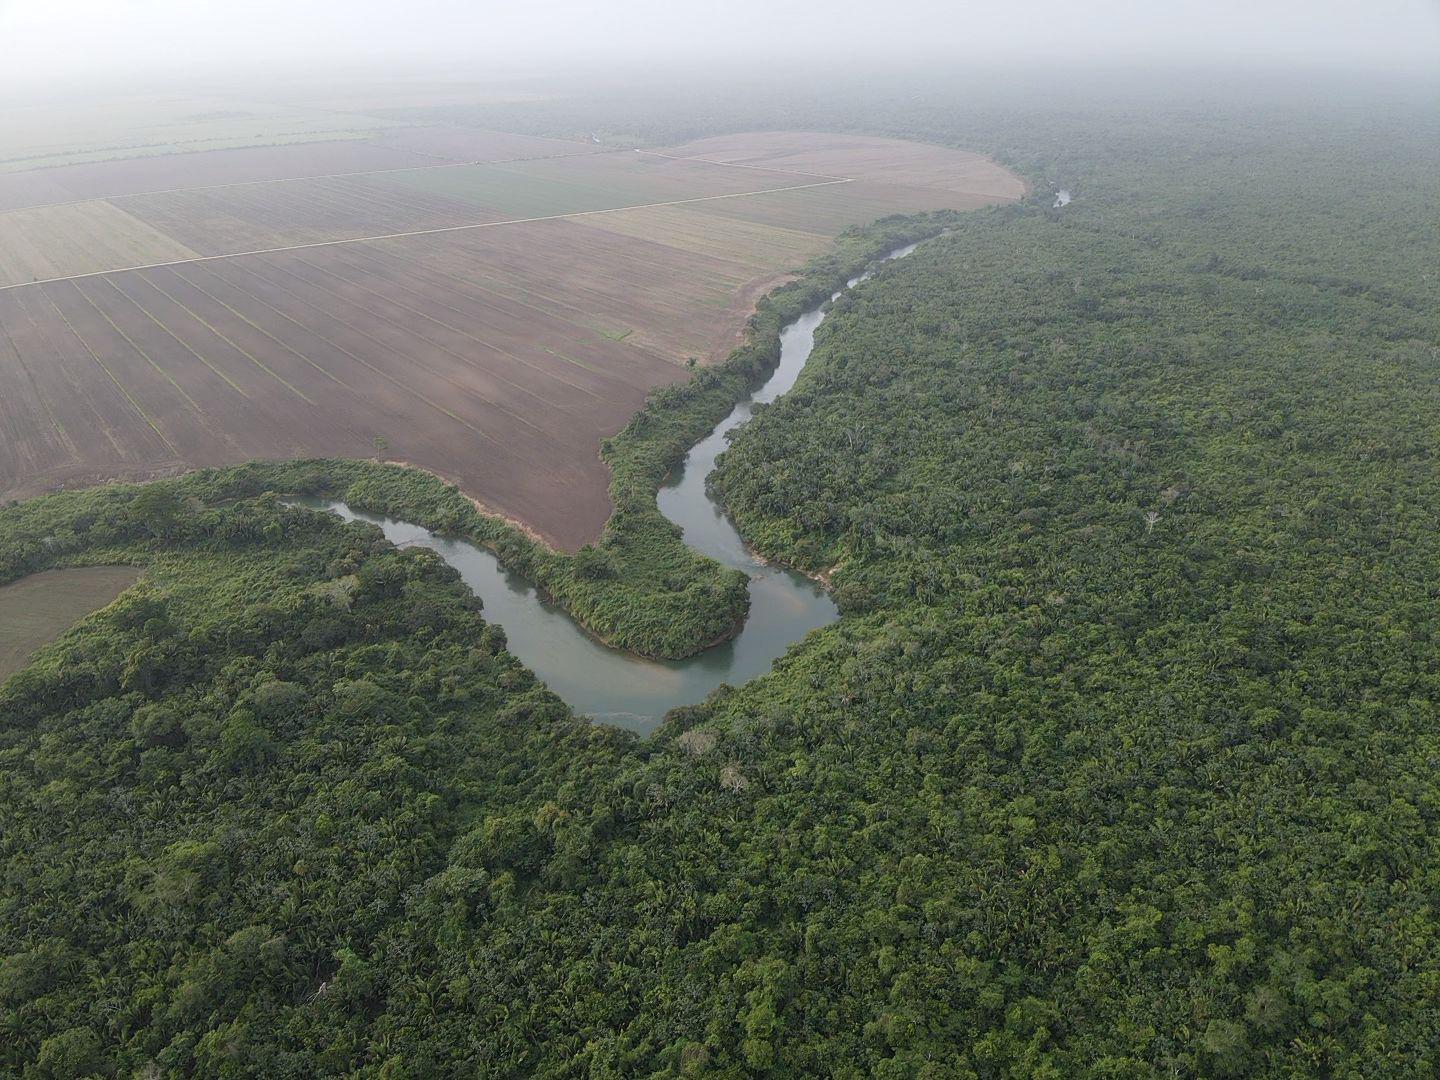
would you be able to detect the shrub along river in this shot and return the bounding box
[297,242,919,732]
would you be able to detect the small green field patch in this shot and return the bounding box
[0,566,142,679]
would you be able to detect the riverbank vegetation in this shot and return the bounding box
[4,70,1439,1075]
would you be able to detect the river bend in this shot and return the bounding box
[299,241,918,732]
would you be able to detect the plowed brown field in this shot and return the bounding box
[0,129,1023,548]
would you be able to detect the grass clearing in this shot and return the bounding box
[0,566,141,679]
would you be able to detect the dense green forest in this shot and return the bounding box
[4,70,1440,1076]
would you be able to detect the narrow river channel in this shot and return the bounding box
[297,241,919,733]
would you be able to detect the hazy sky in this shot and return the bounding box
[3,0,1437,87]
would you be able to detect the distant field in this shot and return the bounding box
[376,213,817,365]
[0,566,141,680]
[0,141,445,213]
[372,152,819,219]
[368,125,609,163]
[578,202,829,266]
[0,96,407,174]
[0,127,617,215]
[0,128,1023,547]
[120,174,496,254]
[690,178,998,233]
[662,131,1030,199]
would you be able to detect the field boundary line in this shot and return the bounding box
[0,178,855,294]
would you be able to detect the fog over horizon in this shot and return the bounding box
[3,0,1437,97]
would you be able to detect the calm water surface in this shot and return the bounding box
[298,242,918,733]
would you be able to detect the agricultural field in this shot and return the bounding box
[367,124,609,163]
[0,141,450,213]
[368,151,831,218]
[0,245,687,546]
[0,127,1023,547]
[663,131,1030,198]
[373,213,821,364]
[690,177,989,233]
[0,95,409,174]
[0,201,198,287]
[118,174,497,254]
[0,566,141,679]
[0,126,609,213]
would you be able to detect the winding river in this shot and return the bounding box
[298,241,919,733]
